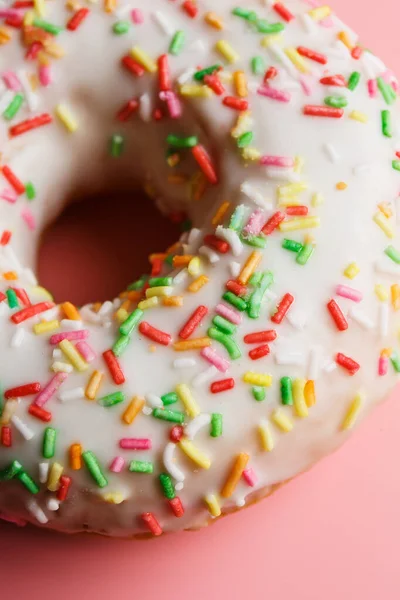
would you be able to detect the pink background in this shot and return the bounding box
[2,1,400,598]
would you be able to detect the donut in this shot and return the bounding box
[1,0,399,538]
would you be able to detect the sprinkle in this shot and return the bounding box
[138,321,171,345]
[130,46,157,73]
[280,376,293,405]
[11,415,34,441]
[169,31,185,56]
[173,338,211,352]
[175,383,200,418]
[382,110,392,137]
[271,293,294,324]
[178,438,211,469]
[237,250,262,285]
[67,7,90,31]
[344,263,360,279]
[102,350,125,385]
[327,299,348,331]
[215,40,239,63]
[5,382,41,399]
[271,409,293,432]
[303,105,344,118]
[142,512,162,536]
[191,145,218,184]
[204,12,224,30]
[27,404,51,422]
[188,274,209,293]
[59,339,88,372]
[34,373,68,407]
[342,392,364,430]
[129,461,153,474]
[208,327,241,360]
[120,438,151,450]
[349,110,368,124]
[292,379,308,418]
[47,462,63,492]
[204,494,221,516]
[221,452,249,498]
[69,444,82,470]
[27,499,47,524]
[336,353,360,375]
[391,351,400,373]
[42,427,56,459]
[55,104,78,133]
[243,372,272,387]
[98,391,125,408]
[210,378,234,394]
[279,216,320,232]
[200,347,230,373]
[336,284,363,302]
[85,370,103,401]
[122,396,145,425]
[257,85,290,103]
[119,308,143,336]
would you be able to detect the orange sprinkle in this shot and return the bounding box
[204,11,224,29]
[122,396,145,425]
[162,296,184,307]
[188,275,209,293]
[173,337,211,351]
[85,370,104,401]
[304,380,316,407]
[0,27,12,44]
[212,201,230,226]
[3,271,17,280]
[173,255,194,267]
[336,181,347,190]
[61,301,81,320]
[391,284,400,310]
[381,347,393,358]
[378,202,393,219]
[191,172,207,202]
[238,250,262,285]
[168,174,188,185]
[104,0,117,12]
[92,302,102,313]
[221,452,249,498]
[69,443,82,470]
[166,242,181,255]
[234,70,248,97]
[338,30,353,50]
[120,290,141,302]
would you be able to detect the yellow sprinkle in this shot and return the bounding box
[258,421,274,452]
[391,284,400,310]
[338,30,353,50]
[188,256,202,276]
[47,462,63,492]
[375,284,389,302]
[221,452,249,498]
[344,262,360,279]
[312,192,324,207]
[115,308,129,323]
[178,438,211,469]
[0,400,17,425]
[292,378,308,418]
[204,494,221,517]
[215,40,239,64]
[349,110,368,124]
[341,392,364,430]
[59,339,88,372]
[23,10,34,26]
[234,70,248,97]
[85,370,103,400]
[33,320,60,335]
[373,212,394,239]
[381,347,392,358]
[308,5,331,20]
[378,202,393,219]
[61,301,81,320]
[179,84,213,98]
[145,286,173,299]
[243,372,272,387]
[173,338,211,352]
[278,182,308,198]
[260,34,283,47]
[162,296,184,307]
[336,181,348,190]
[55,104,78,133]
[278,196,301,207]
[284,47,309,73]
[188,275,209,293]
[304,380,316,407]
[271,409,293,432]
[34,0,46,17]
[122,396,145,425]
[130,46,157,73]
[218,71,233,84]
[279,216,320,232]
[43,43,65,59]
[138,297,159,310]
[103,492,125,504]
[231,111,253,138]
[293,155,305,174]
[176,383,200,417]
[238,250,262,285]
[204,11,224,30]
[241,147,262,161]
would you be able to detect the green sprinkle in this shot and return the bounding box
[25,182,36,200]
[324,95,348,109]
[232,7,257,20]
[210,413,223,437]
[237,131,253,148]
[252,386,266,401]
[193,64,221,81]
[112,334,130,357]
[247,271,274,319]
[33,18,63,35]
[165,254,174,266]
[127,277,147,291]
[392,160,400,172]
[42,427,57,459]
[148,277,173,288]
[377,76,396,105]
[390,351,400,373]
[129,461,154,474]
[161,392,179,406]
[229,204,246,231]
[17,470,39,494]
[169,30,185,55]
[347,71,360,91]
[222,291,247,311]
[381,110,392,138]
[167,134,198,148]
[282,238,303,253]
[3,93,24,120]
[256,20,284,34]
[249,272,263,286]
[280,376,293,405]
[384,245,400,264]
[152,408,185,424]
[0,460,23,481]
[241,234,267,249]
[207,327,242,360]
[6,289,18,309]
[251,56,265,75]
[82,451,108,488]
[159,473,175,499]
[119,308,143,336]
[296,243,314,265]
[98,391,125,407]
[110,134,124,157]
[212,315,237,335]
[113,20,130,34]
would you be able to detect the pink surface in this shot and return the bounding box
[2,1,400,598]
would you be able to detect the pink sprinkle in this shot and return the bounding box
[382,69,400,93]
[110,456,125,473]
[34,373,68,407]
[378,355,389,376]
[21,208,36,231]
[0,8,22,19]
[260,156,294,168]
[242,467,258,487]
[336,284,363,303]
[159,90,182,119]
[367,79,377,98]
[2,71,22,91]
[299,75,314,96]
[0,188,17,204]
[38,65,52,87]
[131,8,144,24]
[319,16,334,27]
[257,85,291,103]
[75,340,96,362]
[200,346,230,373]
[215,303,242,325]
[243,209,267,237]
[49,330,89,345]
[119,438,152,450]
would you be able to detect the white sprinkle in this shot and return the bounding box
[192,365,218,388]
[10,328,25,348]
[40,306,59,321]
[60,319,83,331]
[308,347,320,380]
[199,245,220,264]
[79,307,101,324]
[52,349,63,359]
[266,167,300,182]
[240,181,273,209]
[173,269,188,285]
[379,302,389,338]
[173,358,197,369]
[323,360,337,373]
[299,13,316,33]
[187,227,202,246]
[145,393,163,408]
[184,413,211,440]
[115,2,134,18]
[39,462,49,484]
[323,143,340,163]
[11,415,34,441]
[325,41,348,60]
[362,51,386,79]
[59,387,85,402]
[229,261,241,277]
[353,163,373,176]
[163,442,185,482]
[17,70,39,111]
[348,307,375,330]
[268,44,298,78]
[46,498,60,512]
[52,362,74,373]
[142,406,152,416]
[375,259,400,278]
[265,289,278,302]
[139,93,152,122]
[27,499,48,524]
[175,482,184,491]
[275,351,306,366]
[0,89,14,113]
[188,39,207,54]
[177,67,196,85]
[98,301,113,316]
[152,11,174,35]
[286,309,307,331]
[215,226,243,257]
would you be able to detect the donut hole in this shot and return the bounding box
[37,189,180,306]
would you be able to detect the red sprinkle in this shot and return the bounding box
[170,425,184,443]
[158,54,171,91]
[222,96,249,111]
[192,145,218,184]
[121,55,145,77]
[142,512,163,536]
[210,378,235,394]
[226,280,247,297]
[67,7,89,31]
[13,1,34,7]
[1,166,25,195]
[116,98,139,121]
[9,113,53,137]
[273,2,294,21]
[297,46,327,65]
[264,66,278,83]
[150,258,163,277]
[204,74,225,95]
[5,382,41,399]
[303,105,344,118]
[5,14,23,28]
[286,205,308,216]
[271,293,294,324]
[204,234,229,254]
[26,41,43,60]
[11,301,55,324]
[28,404,52,422]
[327,299,348,331]
[336,352,360,375]
[57,475,72,501]
[169,496,185,517]
[244,330,277,344]
[182,0,198,18]
[249,345,270,360]
[179,305,208,339]
[262,211,285,235]
[1,427,12,448]
[0,292,6,303]
[13,288,31,307]
[139,321,171,346]
[320,74,347,87]
[103,350,126,385]
[0,230,12,245]
[351,46,363,60]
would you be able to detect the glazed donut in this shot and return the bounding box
[1,0,399,538]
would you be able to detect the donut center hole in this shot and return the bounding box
[37,190,180,306]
